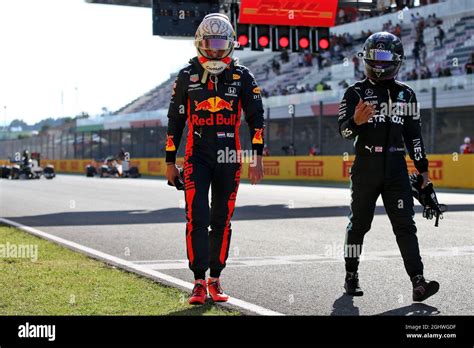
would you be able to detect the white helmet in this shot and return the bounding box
[464,137,471,144]
[195,13,236,75]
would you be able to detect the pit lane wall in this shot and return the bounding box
[1,154,472,189]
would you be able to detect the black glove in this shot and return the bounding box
[167,166,184,191]
[409,173,447,227]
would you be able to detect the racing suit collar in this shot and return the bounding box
[368,77,396,88]
[189,56,235,82]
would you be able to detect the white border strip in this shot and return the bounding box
[0,217,283,316]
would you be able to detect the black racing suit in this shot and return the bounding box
[166,57,264,280]
[338,78,428,279]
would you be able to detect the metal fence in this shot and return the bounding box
[1,106,473,161]
[0,126,168,161]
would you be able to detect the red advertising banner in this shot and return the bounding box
[296,160,324,177]
[263,160,280,176]
[239,0,338,27]
[147,160,161,173]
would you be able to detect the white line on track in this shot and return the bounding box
[131,246,474,270]
[0,217,283,316]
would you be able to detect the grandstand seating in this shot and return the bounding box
[114,5,474,116]
[401,13,474,78]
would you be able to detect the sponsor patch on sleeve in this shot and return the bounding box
[252,128,264,144]
[165,135,176,151]
[341,128,353,138]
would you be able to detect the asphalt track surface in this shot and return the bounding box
[1,175,473,315]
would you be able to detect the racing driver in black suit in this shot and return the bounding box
[165,13,264,305]
[338,32,439,302]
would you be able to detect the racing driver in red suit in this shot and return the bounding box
[165,13,265,305]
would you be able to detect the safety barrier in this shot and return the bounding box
[1,154,472,189]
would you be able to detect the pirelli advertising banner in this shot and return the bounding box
[3,155,473,189]
[238,154,474,189]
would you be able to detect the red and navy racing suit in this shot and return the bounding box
[166,57,264,279]
[338,78,428,279]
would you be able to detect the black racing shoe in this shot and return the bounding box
[344,272,364,296]
[411,275,440,302]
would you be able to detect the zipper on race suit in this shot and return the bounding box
[387,88,392,119]
[209,74,219,148]
[383,88,393,174]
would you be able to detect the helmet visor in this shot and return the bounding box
[196,36,233,59]
[365,60,397,69]
[364,49,403,61]
[197,37,232,50]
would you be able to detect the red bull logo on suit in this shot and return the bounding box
[191,114,238,126]
[194,97,234,113]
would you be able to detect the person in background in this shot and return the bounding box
[297,53,304,67]
[280,49,289,64]
[315,81,324,92]
[412,42,421,68]
[460,137,472,154]
[22,149,30,167]
[434,26,445,47]
[282,143,296,156]
[272,59,281,75]
[117,148,129,177]
[288,143,296,156]
[433,13,443,26]
[304,50,313,67]
[420,41,427,66]
[465,53,474,74]
[308,144,319,156]
[316,53,324,71]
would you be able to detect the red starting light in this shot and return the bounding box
[319,38,329,50]
[299,37,310,49]
[279,36,289,48]
[238,34,249,47]
[258,35,269,47]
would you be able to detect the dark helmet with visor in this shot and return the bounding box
[360,32,404,81]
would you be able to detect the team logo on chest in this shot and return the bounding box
[194,97,234,112]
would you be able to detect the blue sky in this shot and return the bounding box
[0,0,199,125]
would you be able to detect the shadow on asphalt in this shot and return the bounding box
[330,294,439,316]
[377,303,440,316]
[166,302,230,316]
[6,204,473,227]
[330,294,360,316]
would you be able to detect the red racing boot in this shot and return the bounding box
[207,278,229,302]
[189,279,207,305]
